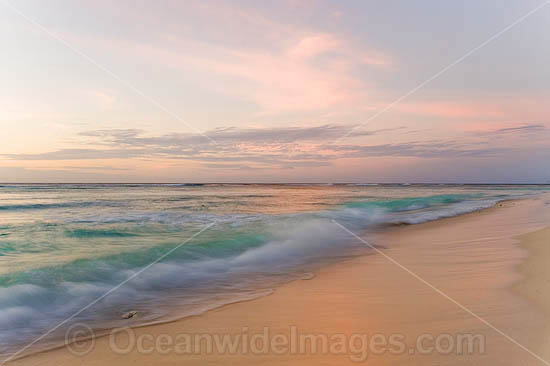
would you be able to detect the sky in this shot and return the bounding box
[1,0,549,183]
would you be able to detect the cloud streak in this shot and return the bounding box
[495,124,545,133]
[5,124,538,170]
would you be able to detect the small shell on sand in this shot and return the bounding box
[121,311,138,319]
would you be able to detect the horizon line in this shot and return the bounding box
[1,182,549,186]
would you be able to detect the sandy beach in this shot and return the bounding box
[4,0,549,363]
[9,194,550,366]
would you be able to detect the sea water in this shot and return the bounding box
[0,183,547,356]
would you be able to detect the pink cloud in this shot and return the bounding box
[396,96,550,132]
[287,34,342,59]
[62,2,391,115]
[136,33,389,113]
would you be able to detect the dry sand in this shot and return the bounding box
[9,195,550,366]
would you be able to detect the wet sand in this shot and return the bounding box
[9,195,550,365]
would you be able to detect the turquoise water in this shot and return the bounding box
[0,183,547,356]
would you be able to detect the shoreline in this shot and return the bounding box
[9,195,550,365]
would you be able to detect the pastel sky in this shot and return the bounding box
[1,0,549,183]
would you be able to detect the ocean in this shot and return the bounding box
[0,183,548,357]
